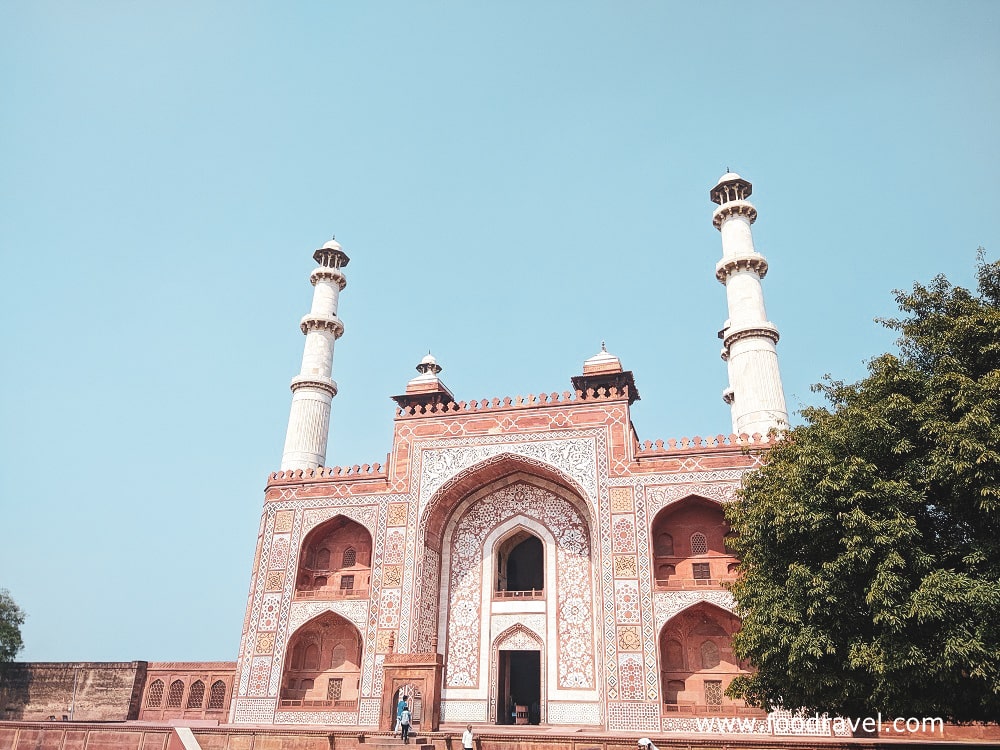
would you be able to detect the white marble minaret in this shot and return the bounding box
[280,238,349,470]
[711,172,788,436]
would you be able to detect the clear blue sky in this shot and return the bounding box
[1,2,997,662]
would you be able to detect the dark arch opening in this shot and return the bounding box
[496,531,544,593]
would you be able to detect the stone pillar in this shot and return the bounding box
[280,238,349,470]
[711,173,788,436]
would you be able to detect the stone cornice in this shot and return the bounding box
[299,314,344,338]
[723,324,780,349]
[715,254,768,283]
[712,199,757,229]
[290,375,338,397]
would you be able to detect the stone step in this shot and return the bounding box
[362,736,431,749]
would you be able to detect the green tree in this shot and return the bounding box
[726,254,1000,723]
[0,589,25,662]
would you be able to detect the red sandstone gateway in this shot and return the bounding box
[3,175,820,741]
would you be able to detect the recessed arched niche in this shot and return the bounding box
[657,602,750,716]
[295,516,372,599]
[649,496,737,589]
[281,611,363,709]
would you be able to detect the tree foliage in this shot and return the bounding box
[727,254,1000,722]
[0,589,25,662]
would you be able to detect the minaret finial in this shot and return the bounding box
[601,340,607,352]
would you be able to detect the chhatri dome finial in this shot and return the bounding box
[415,351,443,377]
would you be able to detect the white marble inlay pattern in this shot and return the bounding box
[491,614,544,640]
[417,435,599,517]
[653,590,736,633]
[288,599,370,633]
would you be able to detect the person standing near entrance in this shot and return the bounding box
[395,695,407,736]
[462,724,474,750]
[400,705,412,742]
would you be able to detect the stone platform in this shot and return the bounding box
[3,721,1000,750]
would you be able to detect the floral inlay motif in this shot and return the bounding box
[445,482,594,689]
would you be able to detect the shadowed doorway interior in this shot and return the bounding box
[496,650,540,725]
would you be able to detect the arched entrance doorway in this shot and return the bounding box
[422,461,600,727]
[492,625,543,725]
[390,684,422,727]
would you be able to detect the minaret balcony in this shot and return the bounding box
[712,199,757,229]
[310,266,347,289]
[715,254,769,283]
[299,313,344,337]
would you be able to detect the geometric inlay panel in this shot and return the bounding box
[609,486,634,514]
[547,702,602,725]
[440,700,488,723]
[386,502,409,527]
[613,554,637,578]
[617,625,641,652]
[608,702,661,732]
[255,631,276,655]
[611,515,636,553]
[614,581,640,625]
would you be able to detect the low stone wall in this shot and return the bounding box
[0,724,174,750]
[0,663,147,722]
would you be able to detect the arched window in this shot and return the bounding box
[315,548,331,569]
[690,532,708,556]
[166,680,185,708]
[496,531,544,592]
[208,680,227,710]
[331,644,346,669]
[656,563,675,580]
[654,532,674,556]
[700,640,720,669]
[186,680,205,708]
[342,547,357,568]
[146,680,164,707]
[291,642,305,670]
[665,679,685,704]
[304,643,321,671]
[664,639,684,670]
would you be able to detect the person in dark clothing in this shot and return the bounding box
[400,706,412,742]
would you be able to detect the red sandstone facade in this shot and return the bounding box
[230,348,771,734]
